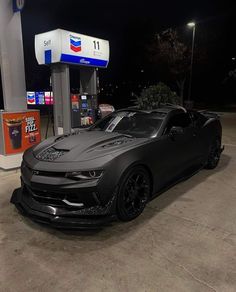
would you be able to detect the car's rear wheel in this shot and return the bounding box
[205,138,221,169]
[116,166,151,222]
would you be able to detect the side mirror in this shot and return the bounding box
[169,126,184,136]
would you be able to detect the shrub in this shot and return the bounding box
[135,82,180,110]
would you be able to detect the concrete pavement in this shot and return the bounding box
[0,113,236,292]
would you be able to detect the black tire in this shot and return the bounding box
[205,138,221,169]
[116,166,151,222]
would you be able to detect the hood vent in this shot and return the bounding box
[54,131,83,143]
[36,147,69,162]
[101,138,133,149]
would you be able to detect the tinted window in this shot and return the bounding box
[92,115,114,130]
[90,111,164,138]
[165,113,192,134]
[190,112,207,128]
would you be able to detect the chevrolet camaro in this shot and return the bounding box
[11,105,223,228]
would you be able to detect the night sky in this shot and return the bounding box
[2,0,236,108]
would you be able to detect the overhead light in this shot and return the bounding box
[187,22,196,28]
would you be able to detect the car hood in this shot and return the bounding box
[32,131,147,162]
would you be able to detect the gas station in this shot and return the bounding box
[0,0,110,170]
[1,1,236,291]
[35,28,110,135]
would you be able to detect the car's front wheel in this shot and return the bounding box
[205,138,222,169]
[116,166,151,222]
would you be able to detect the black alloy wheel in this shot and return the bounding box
[205,138,221,169]
[117,167,151,221]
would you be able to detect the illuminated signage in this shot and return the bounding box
[3,111,41,155]
[81,102,88,109]
[45,92,54,105]
[35,29,110,68]
[27,92,54,105]
[27,92,36,105]
[35,92,45,105]
[70,35,81,52]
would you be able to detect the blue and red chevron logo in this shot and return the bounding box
[70,35,81,52]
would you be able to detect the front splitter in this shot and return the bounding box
[11,188,116,230]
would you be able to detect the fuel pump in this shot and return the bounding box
[71,94,98,128]
[35,29,110,135]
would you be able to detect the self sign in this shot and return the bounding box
[13,0,25,13]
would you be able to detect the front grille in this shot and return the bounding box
[24,165,66,178]
[25,186,99,209]
[36,147,69,162]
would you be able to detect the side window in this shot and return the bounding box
[190,112,207,128]
[164,113,192,134]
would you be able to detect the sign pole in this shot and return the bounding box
[51,64,71,135]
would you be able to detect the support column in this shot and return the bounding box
[51,64,71,135]
[80,68,97,95]
[0,0,27,111]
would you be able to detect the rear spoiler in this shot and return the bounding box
[198,110,220,120]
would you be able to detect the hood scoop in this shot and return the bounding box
[36,147,69,162]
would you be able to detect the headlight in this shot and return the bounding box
[66,170,104,180]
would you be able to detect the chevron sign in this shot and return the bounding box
[70,35,82,52]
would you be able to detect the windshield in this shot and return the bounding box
[90,111,164,138]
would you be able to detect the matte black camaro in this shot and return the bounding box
[11,105,224,229]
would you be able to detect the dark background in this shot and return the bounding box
[0,0,236,109]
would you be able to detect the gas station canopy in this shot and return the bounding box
[35,29,110,68]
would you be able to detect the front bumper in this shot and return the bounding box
[11,185,117,229]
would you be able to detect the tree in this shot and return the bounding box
[147,29,191,105]
[135,82,180,110]
[227,70,236,81]
[223,69,236,100]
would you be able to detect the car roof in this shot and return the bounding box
[117,104,186,115]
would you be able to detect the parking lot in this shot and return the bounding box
[0,112,236,292]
